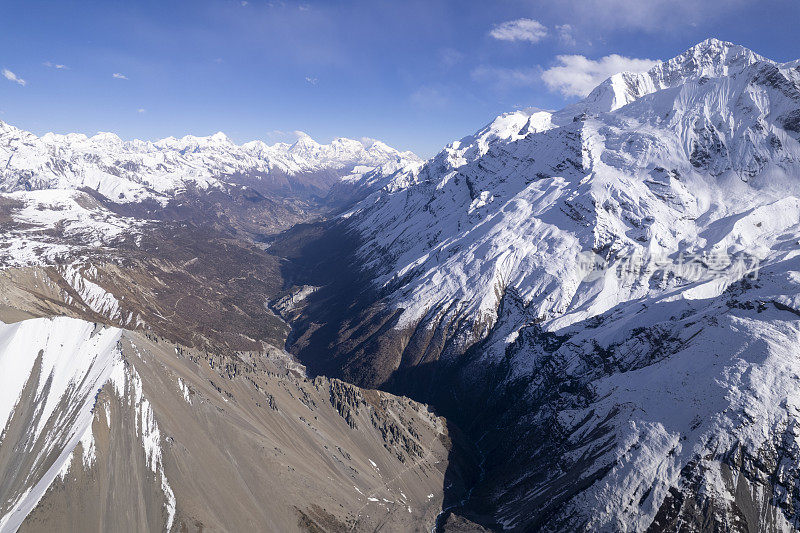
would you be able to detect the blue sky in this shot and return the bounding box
[2,0,800,157]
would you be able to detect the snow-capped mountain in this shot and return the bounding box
[5,36,800,533]
[571,38,769,114]
[347,37,800,352]
[0,121,419,203]
[0,121,419,269]
[287,38,800,530]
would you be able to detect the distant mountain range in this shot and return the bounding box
[0,121,419,202]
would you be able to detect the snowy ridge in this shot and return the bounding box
[62,264,122,320]
[0,318,123,533]
[0,318,177,532]
[0,121,419,203]
[59,263,143,328]
[564,38,769,115]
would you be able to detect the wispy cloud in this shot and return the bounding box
[542,54,657,97]
[555,24,576,46]
[438,48,463,69]
[471,65,540,91]
[112,72,128,80]
[2,69,26,86]
[489,18,547,43]
[359,136,381,149]
[137,108,146,114]
[264,130,304,144]
[305,76,318,85]
[43,61,69,70]
[240,0,248,5]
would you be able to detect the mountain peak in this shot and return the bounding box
[91,131,123,144]
[569,38,769,115]
[681,37,763,60]
[662,37,767,79]
[689,37,737,52]
[289,132,321,153]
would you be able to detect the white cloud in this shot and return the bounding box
[2,69,26,86]
[471,65,540,91]
[305,76,318,85]
[489,18,547,43]
[555,24,575,46]
[240,0,248,5]
[112,72,128,80]
[137,108,146,114]
[359,137,381,149]
[43,61,68,69]
[541,54,657,97]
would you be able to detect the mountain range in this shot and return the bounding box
[3,38,800,532]
[0,122,419,201]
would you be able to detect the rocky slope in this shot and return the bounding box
[0,315,450,533]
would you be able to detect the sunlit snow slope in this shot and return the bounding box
[0,318,123,532]
[349,37,800,356]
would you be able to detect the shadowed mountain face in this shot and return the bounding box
[4,38,800,533]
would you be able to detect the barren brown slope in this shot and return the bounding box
[1,324,453,532]
[0,254,465,533]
